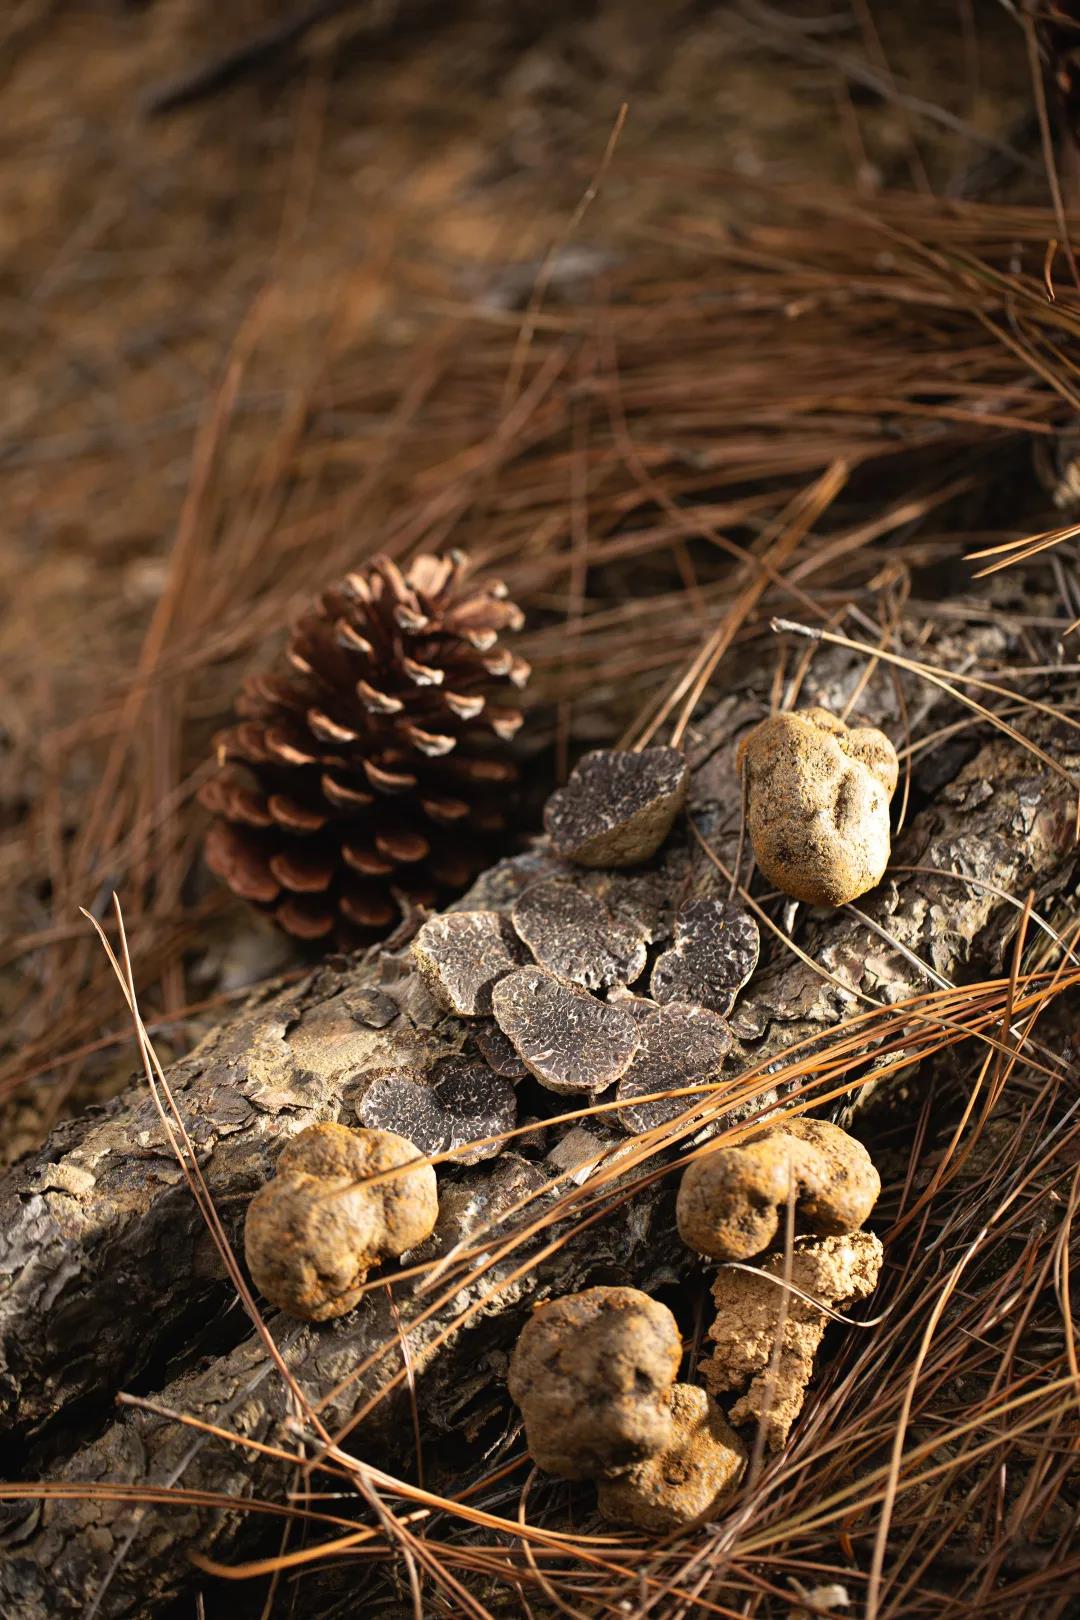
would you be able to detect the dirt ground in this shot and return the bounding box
[0,0,1039,1158]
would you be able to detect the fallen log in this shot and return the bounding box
[1,624,1076,1618]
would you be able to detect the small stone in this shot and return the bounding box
[615,1001,733,1134]
[737,708,898,908]
[596,1383,746,1530]
[544,746,689,868]
[356,1076,449,1158]
[472,1020,529,1080]
[411,910,524,1016]
[492,966,640,1094]
[650,896,759,1016]
[432,1056,517,1164]
[511,878,647,991]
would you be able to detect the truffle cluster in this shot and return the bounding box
[679,1115,883,1452]
[507,1113,883,1526]
[411,745,762,1134]
[508,1287,746,1529]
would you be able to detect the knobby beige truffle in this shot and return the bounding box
[676,1117,880,1262]
[737,707,898,907]
[244,1122,438,1321]
[596,1382,747,1530]
[507,1286,682,1479]
[701,1230,883,1450]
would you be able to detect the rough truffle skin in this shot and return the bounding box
[701,1231,883,1450]
[544,746,689,868]
[737,707,898,907]
[507,1286,682,1480]
[676,1117,880,1261]
[200,550,529,942]
[596,1383,747,1530]
[244,1122,438,1321]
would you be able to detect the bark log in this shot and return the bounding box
[0,620,1076,1619]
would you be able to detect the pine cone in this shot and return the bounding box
[199,552,529,942]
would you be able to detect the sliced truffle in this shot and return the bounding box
[432,1056,517,1164]
[650,897,760,1016]
[701,1231,883,1450]
[511,877,648,991]
[737,707,898,908]
[615,1001,733,1134]
[492,965,640,1094]
[596,1383,746,1529]
[356,1075,449,1158]
[411,910,524,1016]
[507,1285,682,1479]
[544,746,689,868]
[473,1020,529,1080]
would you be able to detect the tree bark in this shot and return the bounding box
[0,620,1076,1618]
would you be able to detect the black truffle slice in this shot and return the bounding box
[615,1001,733,1134]
[356,1075,449,1157]
[544,747,689,868]
[411,910,525,1016]
[650,897,760,1017]
[432,1057,517,1164]
[491,965,640,1095]
[473,1021,530,1080]
[511,878,648,992]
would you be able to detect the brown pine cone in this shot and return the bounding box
[199,551,529,942]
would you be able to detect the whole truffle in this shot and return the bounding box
[507,1286,682,1479]
[676,1117,880,1262]
[701,1231,883,1450]
[737,708,898,907]
[244,1122,438,1321]
[596,1383,746,1530]
[544,747,689,868]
